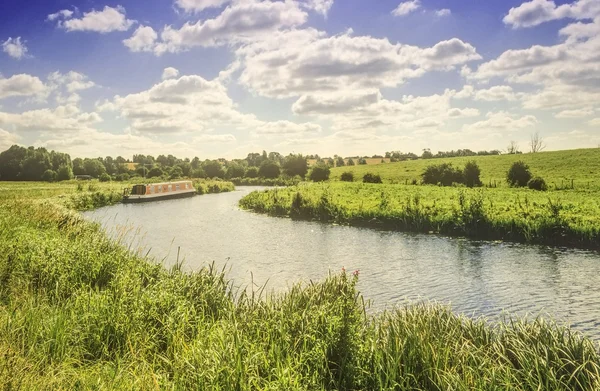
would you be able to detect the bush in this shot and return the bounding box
[507,161,532,187]
[363,173,382,184]
[463,161,482,188]
[340,172,354,182]
[56,165,73,181]
[170,166,183,179]
[99,173,111,182]
[114,173,129,181]
[258,160,281,179]
[191,168,206,178]
[422,163,463,186]
[41,169,57,182]
[148,167,164,178]
[245,166,259,178]
[528,177,548,191]
[309,164,330,182]
[358,158,367,165]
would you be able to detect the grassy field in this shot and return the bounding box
[330,148,600,189]
[239,182,600,248]
[2,182,600,389]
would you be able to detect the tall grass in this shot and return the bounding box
[1,184,600,389]
[240,182,600,248]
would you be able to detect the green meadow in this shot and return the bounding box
[1,181,600,389]
[330,148,600,189]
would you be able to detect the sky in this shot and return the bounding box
[0,0,599,159]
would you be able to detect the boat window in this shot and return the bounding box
[149,186,154,194]
[176,184,180,191]
[168,185,172,191]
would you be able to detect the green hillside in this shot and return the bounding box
[331,148,600,189]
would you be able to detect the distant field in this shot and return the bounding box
[330,148,600,189]
[308,157,391,166]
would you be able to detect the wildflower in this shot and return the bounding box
[353,270,359,277]
[341,266,346,273]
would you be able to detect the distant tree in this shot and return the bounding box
[528,177,547,191]
[363,173,383,184]
[170,166,183,179]
[0,145,27,180]
[202,160,225,178]
[282,154,308,178]
[326,158,335,168]
[421,149,434,159]
[191,156,201,170]
[358,157,367,165]
[191,167,206,178]
[530,131,546,153]
[177,162,191,177]
[99,173,111,182]
[83,158,107,178]
[245,166,259,178]
[41,169,57,182]
[226,163,246,179]
[148,167,164,178]
[72,158,85,176]
[136,166,149,178]
[463,161,482,188]
[56,164,74,181]
[422,163,463,186]
[308,163,330,182]
[347,158,355,166]
[506,141,521,154]
[336,156,346,167]
[259,160,281,179]
[507,161,532,187]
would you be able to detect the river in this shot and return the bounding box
[84,187,600,340]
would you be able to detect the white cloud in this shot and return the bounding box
[162,67,180,80]
[154,0,307,54]
[47,9,74,21]
[193,133,236,143]
[447,107,480,118]
[255,120,322,135]
[300,0,335,16]
[555,108,595,118]
[0,128,20,151]
[453,85,475,99]
[2,37,29,60]
[237,29,480,99]
[123,26,158,52]
[175,0,230,13]
[0,74,47,100]
[474,85,517,101]
[588,118,600,126]
[0,104,102,133]
[392,0,421,17]
[462,111,538,134]
[50,5,136,33]
[435,9,451,17]
[503,0,600,28]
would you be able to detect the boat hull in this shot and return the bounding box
[123,190,196,203]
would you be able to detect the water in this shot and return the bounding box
[84,187,600,340]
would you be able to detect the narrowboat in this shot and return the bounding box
[123,180,196,203]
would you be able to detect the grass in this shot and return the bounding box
[1,181,600,389]
[330,148,600,189]
[239,182,600,248]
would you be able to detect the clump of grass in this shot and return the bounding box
[194,179,235,195]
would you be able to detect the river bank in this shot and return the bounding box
[239,182,600,249]
[1,182,600,389]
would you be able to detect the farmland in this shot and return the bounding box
[329,148,600,189]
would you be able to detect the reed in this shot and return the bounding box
[1,183,599,389]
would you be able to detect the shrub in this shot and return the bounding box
[528,177,548,191]
[148,167,164,178]
[245,166,259,178]
[170,166,183,179]
[309,164,330,182]
[56,165,73,181]
[99,173,111,182]
[358,158,367,165]
[226,164,245,179]
[340,172,354,182]
[463,161,482,188]
[258,160,281,179]
[191,168,206,178]
[507,161,532,187]
[114,173,129,181]
[422,163,463,186]
[41,169,57,182]
[363,173,382,184]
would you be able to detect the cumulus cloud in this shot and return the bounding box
[435,9,451,17]
[254,120,322,135]
[237,29,480,99]
[153,0,307,54]
[193,133,236,143]
[300,0,335,16]
[175,0,230,13]
[503,0,600,28]
[0,74,47,100]
[49,5,136,33]
[123,26,158,52]
[447,107,480,118]
[162,67,180,80]
[555,108,595,118]
[392,0,421,16]
[474,85,517,101]
[462,111,538,134]
[0,104,102,133]
[0,128,20,150]
[2,37,29,59]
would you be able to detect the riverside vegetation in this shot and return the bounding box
[1,182,600,389]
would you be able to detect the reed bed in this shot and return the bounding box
[1,184,600,389]
[239,182,600,248]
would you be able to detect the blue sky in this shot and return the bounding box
[1,0,599,159]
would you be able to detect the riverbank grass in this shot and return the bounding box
[1,182,600,389]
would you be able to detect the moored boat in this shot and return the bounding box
[123,180,196,203]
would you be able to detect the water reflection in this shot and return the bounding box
[84,187,600,340]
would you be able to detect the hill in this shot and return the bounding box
[330,148,600,189]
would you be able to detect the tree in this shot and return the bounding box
[245,166,259,178]
[358,157,367,165]
[258,160,281,179]
[463,161,482,188]
[56,164,74,181]
[202,160,225,178]
[148,167,164,178]
[99,173,111,182]
[41,169,57,182]
[422,163,463,186]
[421,149,434,159]
[340,172,354,182]
[506,141,520,154]
[282,154,308,178]
[0,145,27,180]
[72,158,85,175]
[309,163,330,182]
[363,173,383,184]
[507,161,532,187]
[336,156,345,167]
[170,166,183,179]
[227,163,246,179]
[530,131,546,153]
[347,158,355,166]
[83,158,107,178]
